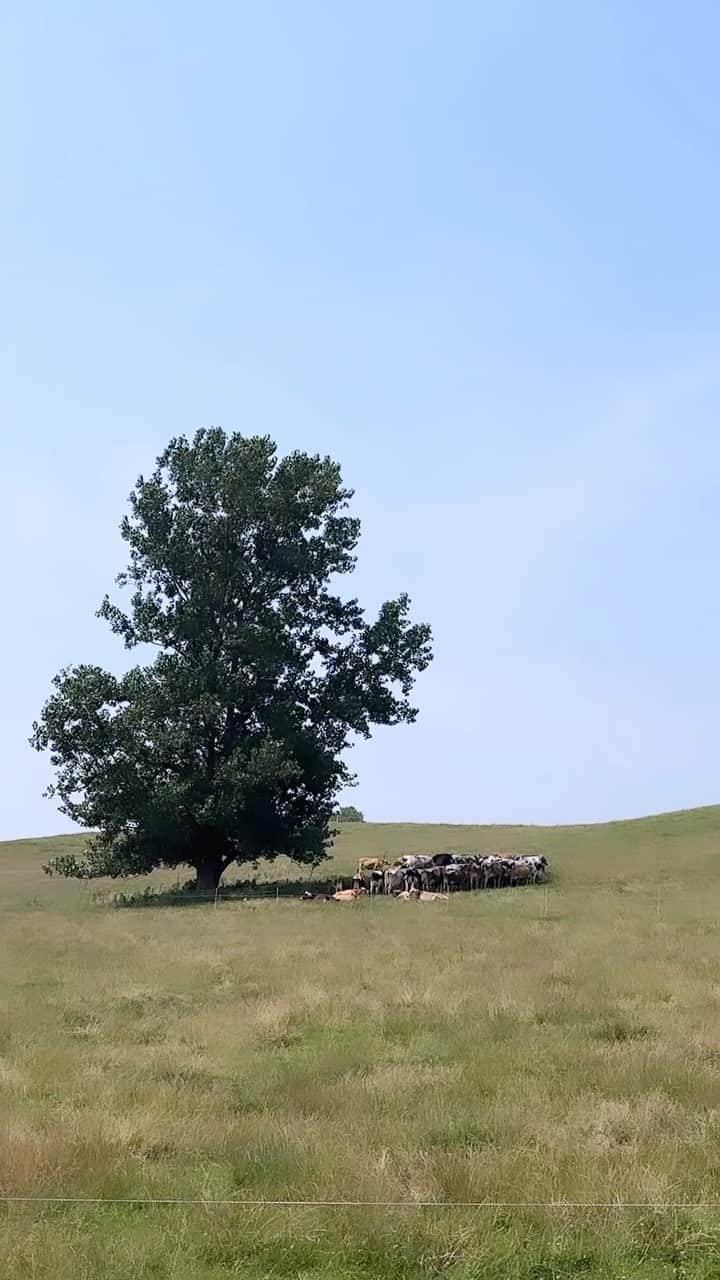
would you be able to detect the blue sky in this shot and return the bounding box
[2,1,720,838]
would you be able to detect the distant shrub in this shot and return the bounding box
[335,805,364,823]
[43,854,90,879]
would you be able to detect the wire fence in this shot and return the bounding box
[102,880,336,908]
[7,874,717,1224]
[4,1195,720,1209]
[98,871,555,910]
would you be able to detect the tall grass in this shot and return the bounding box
[3,811,720,1276]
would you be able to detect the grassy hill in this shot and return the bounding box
[3,804,720,908]
[3,807,720,1277]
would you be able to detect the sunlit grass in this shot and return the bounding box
[3,811,720,1276]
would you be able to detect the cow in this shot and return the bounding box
[399,855,432,871]
[383,865,404,895]
[384,864,422,896]
[420,865,446,892]
[354,864,386,895]
[478,856,508,889]
[357,858,387,874]
[395,888,448,903]
[508,860,533,886]
[333,887,365,902]
[368,868,385,895]
[517,856,547,883]
[431,852,455,867]
[522,855,548,882]
[403,866,423,894]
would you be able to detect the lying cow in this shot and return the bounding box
[396,888,448,903]
[333,887,365,902]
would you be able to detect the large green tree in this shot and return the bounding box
[32,430,432,890]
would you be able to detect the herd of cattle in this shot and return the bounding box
[299,852,549,901]
[353,852,548,895]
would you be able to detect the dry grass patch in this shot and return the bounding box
[3,816,720,1274]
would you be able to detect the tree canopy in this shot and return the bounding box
[335,805,364,823]
[32,430,432,888]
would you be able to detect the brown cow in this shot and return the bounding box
[509,861,533,886]
[357,858,387,874]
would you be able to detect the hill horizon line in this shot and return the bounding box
[4,802,720,847]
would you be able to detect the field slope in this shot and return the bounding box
[5,802,720,903]
[2,807,720,1278]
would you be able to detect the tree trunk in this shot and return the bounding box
[194,858,225,893]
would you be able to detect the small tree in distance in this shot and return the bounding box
[32,430,432,890]
[336,805,364,823]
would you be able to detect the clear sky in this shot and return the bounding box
[2,1,720,839]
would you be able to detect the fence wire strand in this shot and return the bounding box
[4,1196,720,1209]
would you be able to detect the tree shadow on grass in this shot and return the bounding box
[107,876,341,909]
